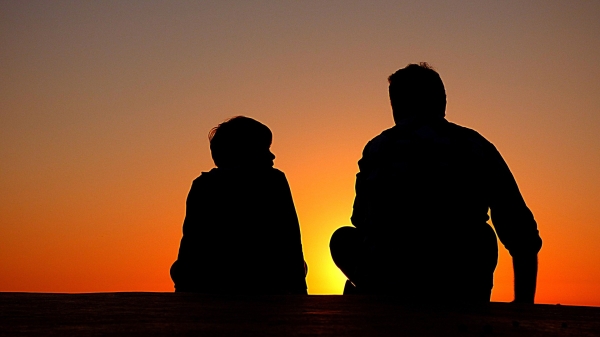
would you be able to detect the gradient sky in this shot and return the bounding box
[1,1,599,305]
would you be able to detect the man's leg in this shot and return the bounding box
[170,260,186,292]
[457,224,498,302]
[170,259,202,293]
[330,226,364,294]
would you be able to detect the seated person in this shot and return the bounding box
[330,63,542,303]
[171,116,308,294]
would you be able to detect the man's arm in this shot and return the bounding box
[485,143,542,304]
[513,254,538,303]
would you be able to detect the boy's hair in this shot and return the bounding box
[209,116,272,168]
[388,62,446,122]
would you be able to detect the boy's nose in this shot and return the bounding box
[268,151,275,160]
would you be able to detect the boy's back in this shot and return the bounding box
[171,117,307,294]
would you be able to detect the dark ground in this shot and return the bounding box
[0,293,599,336]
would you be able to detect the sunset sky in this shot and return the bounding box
[1,1,599,305]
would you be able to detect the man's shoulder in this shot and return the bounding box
[362,119,498,160]
[363,127,397,152]
[365,119,490,144]
[437,121,512,168]
[445,121,485,139]
[444,121,498,151]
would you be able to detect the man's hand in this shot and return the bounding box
[512,254,538,304]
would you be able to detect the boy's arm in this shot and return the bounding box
[277,171,308,293]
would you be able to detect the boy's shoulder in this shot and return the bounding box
[193,167,286,183]
[192,167,219,182]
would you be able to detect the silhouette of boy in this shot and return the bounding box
[330,63,542,303]
[171,116,308,294]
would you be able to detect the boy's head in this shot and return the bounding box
[388,62,446,123]
[209,116,275,168]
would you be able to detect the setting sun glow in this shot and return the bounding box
[1,1,599,306]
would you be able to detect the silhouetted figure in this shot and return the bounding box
[330,63,542,303]
[171,116,308,294]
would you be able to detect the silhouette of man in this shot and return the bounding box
[330,63,542,303]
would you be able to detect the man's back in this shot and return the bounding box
[353,118,492,235]
[351,118,499,300]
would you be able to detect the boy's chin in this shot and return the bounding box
[222,160,274,169]
[257,160,274,168]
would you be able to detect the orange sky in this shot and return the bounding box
[1,1,599,306]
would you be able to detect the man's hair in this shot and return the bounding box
[209,116,272,168]
[388,62,446,122]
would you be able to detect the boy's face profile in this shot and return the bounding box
[243,146,275,168]
[263,148,276,167]
[209,116,275,169]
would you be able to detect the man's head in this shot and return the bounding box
[209,116,275,168]
[388,62,446,123]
